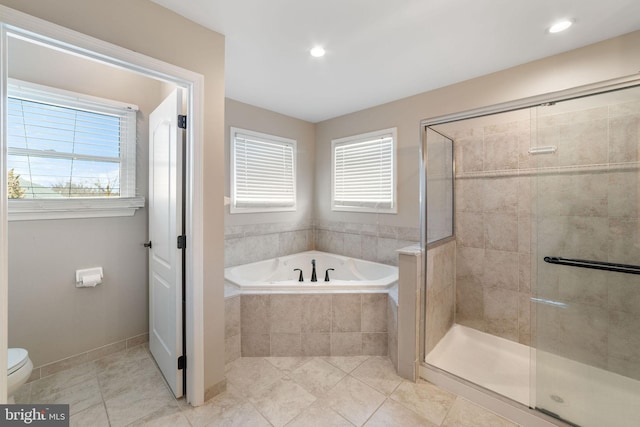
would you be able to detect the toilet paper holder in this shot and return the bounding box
[75,267,103,288]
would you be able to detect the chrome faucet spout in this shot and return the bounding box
[311,259,317,282]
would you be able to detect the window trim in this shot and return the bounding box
[229,127,297,214]
[7,78,143,220]
[331,127,398,214]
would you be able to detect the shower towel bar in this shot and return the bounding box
[543,256,640,275]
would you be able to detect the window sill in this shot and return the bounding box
[8,196,146,221]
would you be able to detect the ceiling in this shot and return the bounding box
[151,0,640,123]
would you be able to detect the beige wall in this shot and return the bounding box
[7,38,165,367]
[0,0,226,394]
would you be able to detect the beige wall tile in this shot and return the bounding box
[455,137,484,173]
[225,296,241,338]
[241,295,270,335]
[608,218,640,264]
[362,294,388,332]
[609,114,640,163]
[608,171,639,219]
[518,253,531,292]
[455,178,484,212]
[241,334,270,357]
[362,333,388,356]
[301,295,332,333]
[225,334,241,364]
[331,333,362,356]
[332,294,362,332]
[270,295,301,334]
[607,274,640,314]
[301,333,330,356]
[271,333,302,357]
[483,177,518,214]
[456,246,484,279]
[537,173,608,218]
[456,212,484,248]
[608,310,640,364]
[455,278,485,332]
[483,132,519,171]
[483,288,519,341]
[484,214,518,252]
[482,250,519,290]
[426,287,454,354]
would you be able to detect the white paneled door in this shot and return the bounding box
[148,89,184,398]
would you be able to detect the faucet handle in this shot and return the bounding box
[324,268,335,282]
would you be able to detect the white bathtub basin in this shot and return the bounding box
[224,250,398,294]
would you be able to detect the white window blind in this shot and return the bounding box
[7,79,137,200]
[332,128,397,213]
[230,127,296,213]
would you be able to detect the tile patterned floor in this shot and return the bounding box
[14,345,522,426]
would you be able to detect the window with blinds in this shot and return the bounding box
[7,79,137,200]
[332,128,397,213]
[230,127,296,213]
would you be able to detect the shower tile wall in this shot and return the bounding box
[425,240,456,354]
[452,120,532,345]
[534,100,640,380]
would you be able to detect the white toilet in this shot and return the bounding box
[7,348,33,403]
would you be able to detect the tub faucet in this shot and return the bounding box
[294,268,304,282]
[311,259,317,282]
[324,268,335,282]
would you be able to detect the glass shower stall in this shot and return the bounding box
[421,80,640,427]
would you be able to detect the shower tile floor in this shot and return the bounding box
[14,345,521,426]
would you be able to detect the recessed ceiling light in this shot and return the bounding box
[548,19,573,34]
[310,46,326,58]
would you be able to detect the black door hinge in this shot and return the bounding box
[178,355,186,370]
[178,115,187,129]
[177,235,187,249]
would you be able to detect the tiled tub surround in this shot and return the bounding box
[224,250,399,360]
[226,293,391,359]
[315,221,419,267]
[224,222,314,268]
[224,220,419,268]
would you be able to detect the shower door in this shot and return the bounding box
[533,86,640,427]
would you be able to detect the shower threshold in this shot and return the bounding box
[425,324,530,406]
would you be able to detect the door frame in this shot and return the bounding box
[0,6,206,405]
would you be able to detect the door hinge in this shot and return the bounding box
[177,235,187,249]
[178,355,186,370]
[178,115,187,129]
